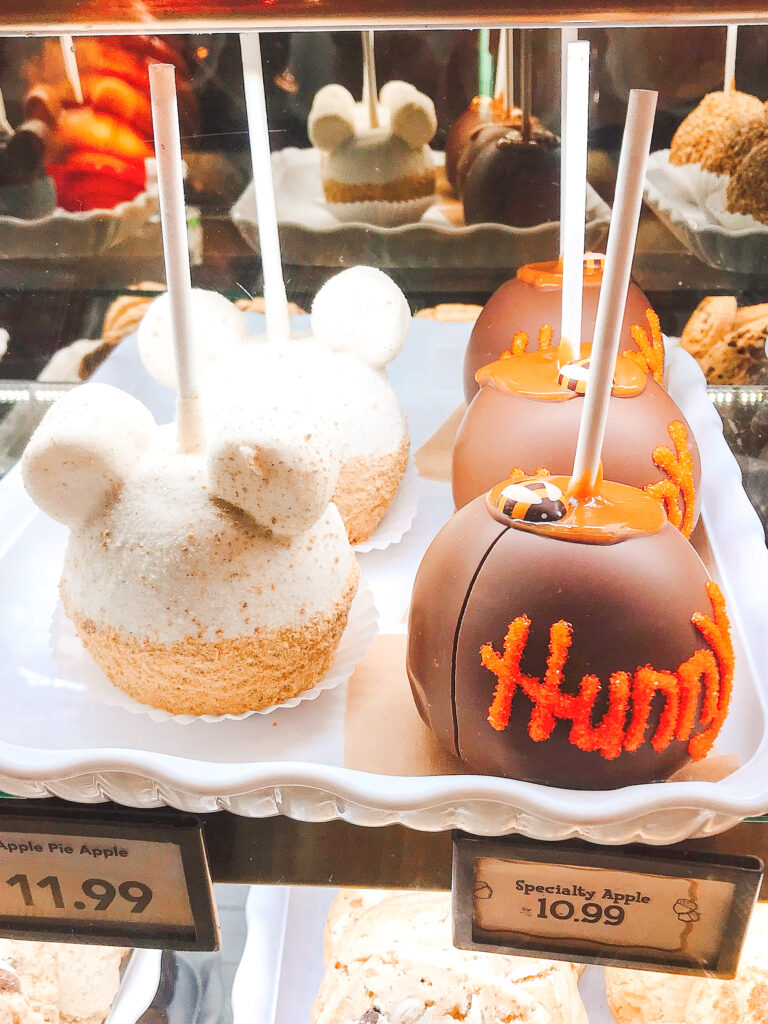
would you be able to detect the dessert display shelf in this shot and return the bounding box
[231,149,611,268]
[107,948,162,1024]
[0,189,157,260]
[644,150,768,273]
[0,315,767,844]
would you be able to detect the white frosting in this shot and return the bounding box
[138,269,410,462]
[309,81,436,187]
[137,289,250,390]
[24,385,354,643]
[62,428,353,642]
[324,136,433,187]
[310,82,436,154]
[312,266,410,369]
[21,383,155,527]
[206,339,407,461]
[208,403,341,537]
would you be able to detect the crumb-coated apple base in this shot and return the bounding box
[61,567,359,716]
[322,172,436,204]
[334,435,410,545]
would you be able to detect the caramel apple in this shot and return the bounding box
[407,474,733,789]
[452,337,699,536]
[463,256,655,401]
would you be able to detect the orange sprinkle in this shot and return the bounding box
[512,331,530,355]
[644,421,696,539]
[484,616,533,731]
[482,582,733,761]
[625,309,664,386]
[537,324,554,351]
[688,581,734,760]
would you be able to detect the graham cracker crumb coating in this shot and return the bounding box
[322,170,436,204]
[333,434,409,545]
[669,90,764,167]
[705,115,768,175]
[62,566,360,716]
[727,138,768,223]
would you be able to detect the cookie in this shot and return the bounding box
[313,891,587,1024]
[681,296,737,364]
[606,903,768,1024]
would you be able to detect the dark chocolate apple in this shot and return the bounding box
[463,258,654,401]
[407,478,733,790]
[460,121,560,228]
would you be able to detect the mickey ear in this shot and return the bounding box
[207,404,340,537]
[21,384,155,527]
[381,82,437,148]
[311,266,411,369]
[138,289,249,390]
[308,85,356,152]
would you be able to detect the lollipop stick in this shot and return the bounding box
[569,89,657,497]
[362,30,379,129]
[504,28,514,116]
[559,40,590,366]
[724,24,738,92]
[148,63,205,454]
[559,26,579,249]
[60,34,83,105]
[478,28,493,113]
[518,30,532,143]
[495,29,509,107]
[240,32,291,345]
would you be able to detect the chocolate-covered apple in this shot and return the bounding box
[407,473,733,789]
[452,333,698,537]
[460,121,560,228]
[463,256,656,401]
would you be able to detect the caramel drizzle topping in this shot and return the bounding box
[482,582,733,762]
[625,309,665,387]
[644,421,696,540]
[516,255,606,289]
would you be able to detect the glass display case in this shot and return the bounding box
[1,4,768,1023]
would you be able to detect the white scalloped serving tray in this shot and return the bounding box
[0,318,767,844]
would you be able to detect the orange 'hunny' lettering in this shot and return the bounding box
[481,582,732,761]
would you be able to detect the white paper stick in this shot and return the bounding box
[569,89,657,496]
[148,63,205,454]
[559,26,579,249]
[505,28,514,115]
[559,41,590,366]
[724,24,738,92]
[60,34,83,105]
[240,33,291,345]
[495,29,508,104]
[362,31,379,129]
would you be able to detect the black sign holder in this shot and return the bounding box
[0,802,219,950]
[453,833,763,978]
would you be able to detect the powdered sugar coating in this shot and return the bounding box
[311,266,411,369]
[138,288,250,389]
[61,425,354,642]
[206,338,407,462]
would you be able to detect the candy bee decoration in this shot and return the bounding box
[453,50,698,538]
[20,65,358,717]
[407,90,734,790]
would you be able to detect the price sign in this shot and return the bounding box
[452,834,762,978]
[0,805,219,950]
